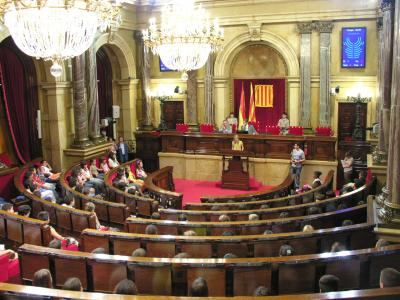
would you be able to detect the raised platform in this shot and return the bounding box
[160,152,337,188]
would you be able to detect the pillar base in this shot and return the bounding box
[188,123,199,132]
[376,186,390,208]
[372,146,388,165]
[71,138,94,149]
[141,124,154,131]
[378,201,400,224]
[90,135,107,145]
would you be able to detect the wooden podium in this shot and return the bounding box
[221,150,250,190]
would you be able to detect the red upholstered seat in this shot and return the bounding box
[0,254,9,282]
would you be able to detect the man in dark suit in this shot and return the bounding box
[117,136,129,163]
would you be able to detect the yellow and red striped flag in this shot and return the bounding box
[255,85,274,107]
[248,83,256,123]
[238,82,246,129]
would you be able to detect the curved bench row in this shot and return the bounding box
[13,159,97,233]
[160,178,374,221]
[18,243,400,296]
[80,222,376,258]
[185,170,334,210]
[60,157,131,225]
[126,204,368,236]
[200,172,295,203]
[0,210,51,247]
[104,160,160,216]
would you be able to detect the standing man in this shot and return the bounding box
[227,112,238,131]
[117,136,129,163]
[277,112,290,135]
[290,143,305,189]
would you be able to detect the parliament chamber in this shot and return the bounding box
[1,0,400,299]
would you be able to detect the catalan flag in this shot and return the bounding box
[248,83,256,123]
[238,82,246,129]
[255,85,274,107]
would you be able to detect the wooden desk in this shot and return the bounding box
[135,131,336,160]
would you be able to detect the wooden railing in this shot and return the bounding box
[144,166,183,209]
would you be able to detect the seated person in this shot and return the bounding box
[100,158,110,174]
[231,134,244,151]
[277,112,290,135]
[253,286,270,296]
[89,159,104,180]
[39,160,60,181]
[30,166,57,192]
[32,269,53,288]
[135,160,147,180]
[125,166,144,188]
[113,279,138,295]
[190,277,208,297]
[79,160,105,195]
[37,211,79,249]
[84,202,110,231]
[17,205,31,217]
[113,169,141,193]
[108,153,120,169]
[61,194,75,208]
[279,244,294,256]
[1,203,15,214]
[312,171,322,188]
[380,268,400,288]
[24,172,57,202]
[219,119,232,134]
[63,277,83,292]
[319,274,340,292]
[330,242,346,252]
[241,119,257,135]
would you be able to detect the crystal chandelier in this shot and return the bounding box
[142,0,224,80]
[0,0,122,77]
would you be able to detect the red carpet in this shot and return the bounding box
[174,178,273,205]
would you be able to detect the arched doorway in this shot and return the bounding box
[0,37,42,163]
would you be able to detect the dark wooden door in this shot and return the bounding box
[163,101,184,130]
[338,102,367,141]
[337,102,370,188]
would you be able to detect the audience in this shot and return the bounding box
[63,277,83,291]
[380,268,400,288]
[17,205,31,217]
[33,269,53,288]
[190,277,209,297]
[248,213,259,221]
[279,244,294,256]
[145,224,158,235]
[136,160,147,180]
[312,171,322,188]
[330,242,346,252]
[319,274,340,292]
[108,153,120,169]
[253,286,270,296]
[183,230,197,236]
[178,214,188,221]
[302,224,314,232]
[151,212,161,219]
[48,239,62,249]
[132,248,147,257]
[218,214,230,222]
[174,252,190,259]
[2,203,14,214]
[113,279,138,295]
[0,248,20,283]
[263,229,273,235]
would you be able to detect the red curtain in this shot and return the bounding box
[0,47,31,163]
[233,79,286,128]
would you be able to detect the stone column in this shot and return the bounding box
[377,0,394,163]
[187,70,198,130]
[297,22,313,129]
[315,22,334,126]
[204,54,214,124]
[86,45,104,144]
[378,0,400,223]
[136,31,153,130]
[72,54,93,148]
[214,78,229,127]
[118,78,139,141]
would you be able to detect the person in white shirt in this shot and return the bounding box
[227,112,238,130]
[341,151,354,184]
[290,143,305,189]
[108,153,120,169]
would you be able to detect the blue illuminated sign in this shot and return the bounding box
[342,27,366,68]
[159,58,175,72]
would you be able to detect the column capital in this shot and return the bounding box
[297,22,313,34]
[381,0,394,12]
[247,22,262,41]
[314,21,334,33]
